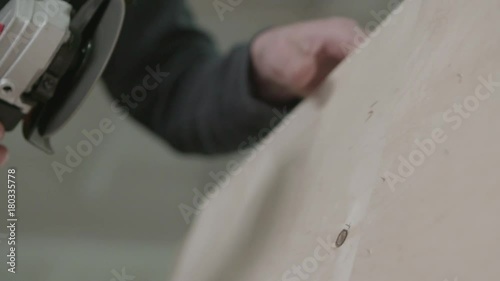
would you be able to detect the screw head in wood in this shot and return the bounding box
[335,229,349,247]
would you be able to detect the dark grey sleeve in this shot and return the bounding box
[102,0,299,154]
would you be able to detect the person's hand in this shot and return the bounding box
[0,123,8,167]
[251,17,363,104]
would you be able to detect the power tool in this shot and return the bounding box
[0,0,125,153]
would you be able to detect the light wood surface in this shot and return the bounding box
[172,1,500,280]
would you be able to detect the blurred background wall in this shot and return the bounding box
[1,0,392,280]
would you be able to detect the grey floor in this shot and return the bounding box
[0,0,392,280]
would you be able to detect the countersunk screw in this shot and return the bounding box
[335,229,349,247]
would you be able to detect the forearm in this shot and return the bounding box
[158,45,299,154]
[102,0,297,154]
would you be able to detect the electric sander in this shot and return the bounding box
[0,0,125,153]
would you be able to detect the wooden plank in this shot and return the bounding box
[171,1,500,280]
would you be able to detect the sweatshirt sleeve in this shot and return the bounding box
[101,0,299,154]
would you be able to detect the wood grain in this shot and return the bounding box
[171,1,500,280]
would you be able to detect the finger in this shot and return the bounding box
[0,145,8,167]
[304,52,341,93]
[285,56,317,93]
[283,47,341,95]
[286,18,363,94]
[0,124,7,167]
[296,19,364,93]
[321,18,366,60]
[289,41,345,94]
